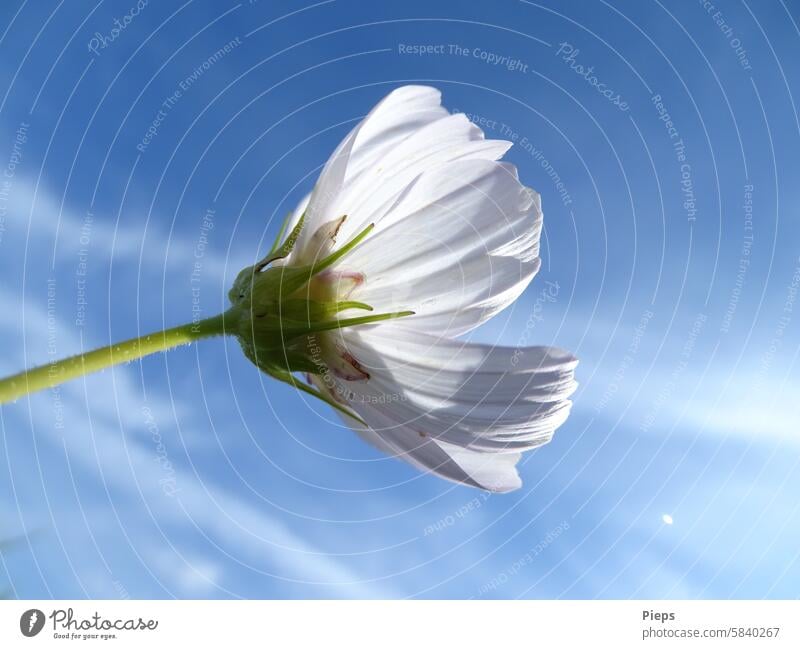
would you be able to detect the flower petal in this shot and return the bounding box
[288,86,511,264]
[344,159,542,337]
[325,325,577,491]
[333,112,511,242]
[291,86,448,261]
[349,409,523,493]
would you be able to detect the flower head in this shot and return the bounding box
[230,86,578,492]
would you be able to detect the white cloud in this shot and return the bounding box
[4,176,248,278]
[0,284,388,598]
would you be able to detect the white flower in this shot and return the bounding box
[230,86,578,492]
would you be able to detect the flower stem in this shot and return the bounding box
[0,311,236,405]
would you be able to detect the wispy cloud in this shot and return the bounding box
[3,176,248,278]
[0,265,388,598]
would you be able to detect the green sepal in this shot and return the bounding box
[264,365,366,425]
[308,222,374,275]
[243,300,375,332]
[228,215,405,419]
[268,210,293,256]
[251,222,375,303]
[307,310,415,334]
[247,309,414,339]
[228,211,309,304]
[274,298,373,322]
[257,211,306,271]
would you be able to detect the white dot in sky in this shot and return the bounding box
[662,514,674,525]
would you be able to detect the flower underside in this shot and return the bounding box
[228,211,413,422]
[0,86,579,493]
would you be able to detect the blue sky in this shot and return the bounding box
[0,0,798,598]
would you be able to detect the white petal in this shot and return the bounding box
[292,86,447,260]
[344,159,542,337]
[326,325,577,491]
[333,113,511,241]
[350,410,523,493]
[436,442,522,493]
[343,85,451,182]
[288,86,511,264]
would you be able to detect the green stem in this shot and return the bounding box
[0,311,236,405]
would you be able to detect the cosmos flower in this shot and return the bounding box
[0,85,577,493]
[230,86,578,492]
